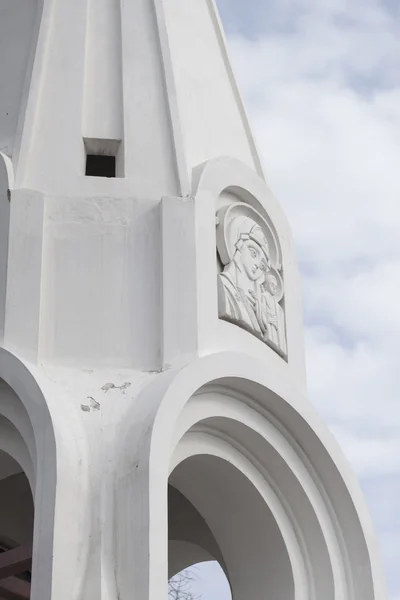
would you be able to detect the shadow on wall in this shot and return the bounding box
[168,482,232,599]
[0,450,34,598]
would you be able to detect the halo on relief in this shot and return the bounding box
[216,202,281,269]
[264,267,284,303]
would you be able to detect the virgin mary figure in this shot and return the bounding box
[217,203,287,357]
[217,214,271,335]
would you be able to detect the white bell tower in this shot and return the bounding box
[0,1,386,599]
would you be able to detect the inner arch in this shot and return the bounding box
[0,450,34,546]
[0,449,34,598]
[169,452,294,600]
[168,484,226,579]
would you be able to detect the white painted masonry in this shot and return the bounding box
[0,0,387,599]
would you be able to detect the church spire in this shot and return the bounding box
[7,0,263,198]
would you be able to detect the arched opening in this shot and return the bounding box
[0,448,34,599]
[168,452,294,600]
[117,358,385,600]
[0,374,43,600]
[168,482,232,599]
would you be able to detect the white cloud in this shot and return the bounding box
[188,562,231,600]
[330,428,400,478]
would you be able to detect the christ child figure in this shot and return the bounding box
[261,273,287,356]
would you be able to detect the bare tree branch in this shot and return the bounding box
[168,569,200,600]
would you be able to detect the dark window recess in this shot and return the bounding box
[85,154,116,178]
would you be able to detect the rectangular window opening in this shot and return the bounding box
[83,138,122,178]
[85,154,116,178]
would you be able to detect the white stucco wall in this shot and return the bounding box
[0,154,12,345]
[0,1,38,158]
[162,0,264,180]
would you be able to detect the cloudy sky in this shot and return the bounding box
[184,0,400,598]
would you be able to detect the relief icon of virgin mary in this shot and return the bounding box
[216,203,287,357]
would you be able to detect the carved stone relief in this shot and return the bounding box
[216,202,287,358]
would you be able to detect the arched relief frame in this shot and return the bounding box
[215,196,287,357]
[192,156,306,386]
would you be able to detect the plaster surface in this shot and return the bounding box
[0,1,387,599]
[0,153,12,344]
[0,1,38,158]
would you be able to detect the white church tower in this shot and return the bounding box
[0,1,387,599]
